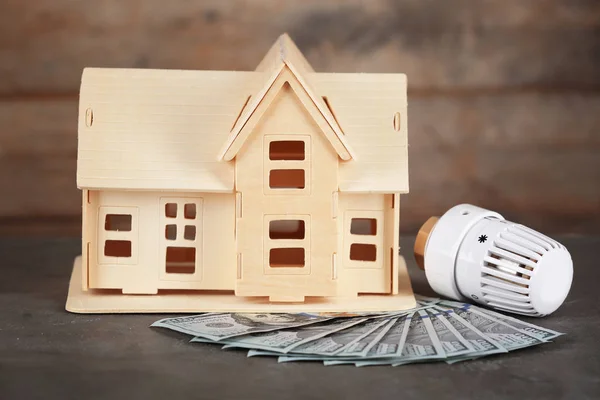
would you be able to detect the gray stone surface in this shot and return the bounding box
[0,236,598,400]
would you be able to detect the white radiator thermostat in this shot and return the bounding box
[414,204,573,317]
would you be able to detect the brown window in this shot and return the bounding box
[165,225,177,240]
[99,207,138,265]
[265,215,310,271]
[166,247,196,274]
[104,240,132,258]
[269,169,305,189]
[104,214,132,231]
[347,212,382,266]
[165,203,177,218]
[350,243,377,262]
[269,248,305,268]
[269,220,305,240]
[184,225,196,241]
[350,218,377,236]
[269,141,305,160]
[184,204,196,219]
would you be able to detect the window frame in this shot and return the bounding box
[97,206,139,265]
[263,214,311,275]
[159,197,203,282]
[263,135,311,195]
[344,211,384,269]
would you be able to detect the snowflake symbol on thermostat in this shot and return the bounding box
[478,235,488,243]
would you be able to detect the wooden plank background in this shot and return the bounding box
[0,0,599,236]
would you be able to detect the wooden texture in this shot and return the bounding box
[66,254,416,313]
[234,66,342,299]
[1,0,599,236]
[84,190,237,294]
[76,36,406,303]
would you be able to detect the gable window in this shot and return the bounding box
[264,136,310,194]
[269,141,305,160]
[98,207,139,265]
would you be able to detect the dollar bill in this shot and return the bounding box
[278,318,396,362]
[425,309,475,356]
[152,312,330,341]
[214,318,367,353]
[242,318,388,360]
[281,317,391,356]
[432,305,507,358]
[153,296,563,366]
[469,305,563,341]
[357,310,446,366]
[437,301,546,351]
[357,314,412,360]
[338,317,397,357]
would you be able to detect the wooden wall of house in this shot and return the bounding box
[1,0,599,236]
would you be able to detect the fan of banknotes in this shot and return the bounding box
[151,296,564,366]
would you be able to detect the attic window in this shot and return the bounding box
[269,141,305,160]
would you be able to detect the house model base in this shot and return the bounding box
[69,34,413,313]
[66,255,415,313]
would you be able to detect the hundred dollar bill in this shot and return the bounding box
[432,305,507,358]
[358,311,446,366]
[437,302,546,351]
[338,317,397,357]
[424,309,474,357]
[478,308,563,341]
[442,301,564,341]
[278,318,396,362]
[357,314,412,360]
[215,318,367,353]
[281,317,391,356]
[332,316,411,366]
[152,312,330,341]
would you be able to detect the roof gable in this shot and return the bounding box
[219,35,355,161]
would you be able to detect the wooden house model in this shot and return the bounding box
[66,34,414,313]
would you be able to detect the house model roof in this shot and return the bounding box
[77,34,408,193]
